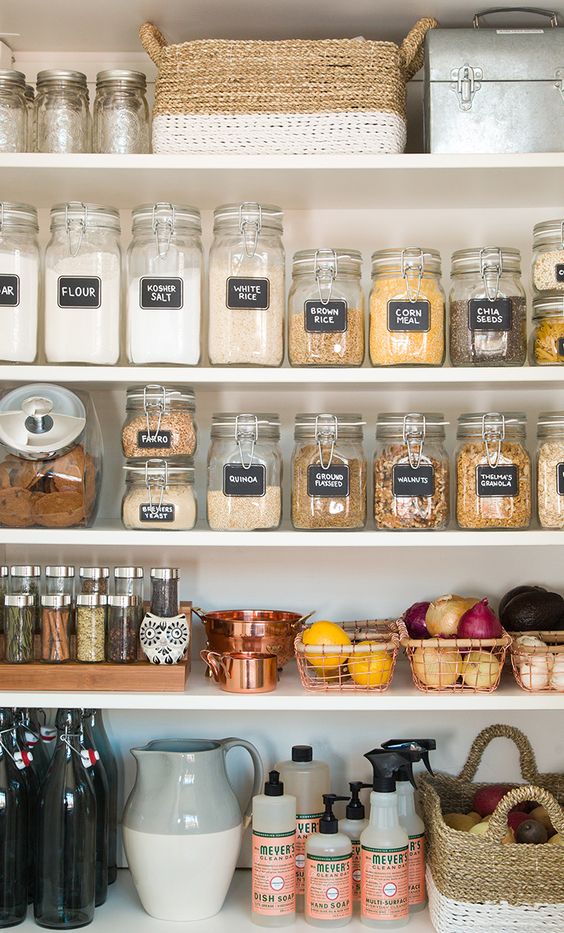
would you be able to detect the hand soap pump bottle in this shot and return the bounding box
[305,794,352,928]
[338,782,369,908]
[252,770,297,927]
[360,749,419,929]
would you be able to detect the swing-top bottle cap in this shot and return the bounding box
[320,794,349,834]
[364,748,421,794]
[346,781,370,820]
[265,770,284,797]
[382,738,436,778]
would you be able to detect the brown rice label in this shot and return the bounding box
[476,465,518,497]
[307,465,349,497]
[227,277,270,310]
[136,429,172,449]
[223,463,266,497]
[0,275,19,306]
[139,503,175,523]
[557,463,564,495]
[139,277,183,309]
[387,300,429,332]
[468,298,511,332]
[304,299,347,333]
[392,464,434,497]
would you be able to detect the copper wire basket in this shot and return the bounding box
[294,620,399,693]
[510,630,564,693]
[398,619,511,693]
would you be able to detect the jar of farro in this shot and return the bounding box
[121,384,197,459]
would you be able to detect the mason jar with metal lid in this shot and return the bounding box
[369,248,445,367]
[288,248,364,367]
[40,594,73,662]
[537,412,564,529]
[35,69,90,153]
[208,202,285,366]
[150,567,179,617]
[532,219,564,295]
[531,293,564,364]
[0,202,39,362]
[121,384,197,458]
[374,413,449,530]
[122,459,197,530]
[126,204,202,365]
[207,413,282,531]
[24,85,34,151]
[45,566,75,597]
[292,413,367,529]
[10,565,40,632]
[44,202,121,364]
[93,70,150,154]
[0,70,26,152]
[456,412,531,529]
[4,593,35,663]
[113,567,144,599]
[449,248,527,366]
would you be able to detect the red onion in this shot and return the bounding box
[403,601,430,639]
[457,598,502,640]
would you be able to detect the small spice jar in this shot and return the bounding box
[122,459,197,530]
[0,70,27,152]
[291,413,367,530]
[369,248,445,367]
[0,202,40,363]
[208,202,285,366]
[45,566,75,598]
[532,219,564,294]
[288,249,364,367]
[449,248,527,367]
[537,412,564,529]
[126,204,202,365]
[456,412,531,529]
[35,69,90,153]
[531,294,564,364]
[107,595,139,663]
[150,568,179,617]
[122,384,197,458]
[76,594,107,662]
[113,567,144,599]
[4,594,34,663]
[40,594,72,662]
[374,413,449,530]
[207,413,282,531]
[10,565,41,632]
[93,70,150,154]
[79,567,109,596]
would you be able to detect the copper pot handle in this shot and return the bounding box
[200,649,226,682]
[192,607,207,623]
[294,611,315,629]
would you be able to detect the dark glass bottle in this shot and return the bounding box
[84,710,118,885]
[80,712,108,906]
[0,710,28,927]
[13,708,49,783]
[34,709,96,929]
[0,708,36,905]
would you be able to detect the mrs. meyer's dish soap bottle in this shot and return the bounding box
[252,770,296,927]
[338,782,369,909]
[305,795,352,928]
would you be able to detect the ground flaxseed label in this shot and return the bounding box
[361,844,408,922]
[252,829,296,917]
[408,833,426,908]
[295,813,323,896]
[305,852,352,921]
[307,464,350,498]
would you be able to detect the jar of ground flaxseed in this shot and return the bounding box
[121,384,197,458]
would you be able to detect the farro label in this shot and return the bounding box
[252,829,296,917]
[555,263,564,282]
[140,277,183,309]
[0,274,19,306]
[295,814,323,896]
[387,299,430,332]
[392,464,434,497]
[557,337,564,357]
[476,464,518,496]
[307,465,350,497]
[139,503,175,523]
[223,463,266,497]
[304,299,347,333]
[58,276,101,308]
[468,298,512,332]
[305,852,352,921]
[557,463,564,496]
[227,276,270,310]
[361,844,409,921]
[136,429,172,449]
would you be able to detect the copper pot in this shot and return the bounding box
[200,650,278,693]
[193,609,313,668]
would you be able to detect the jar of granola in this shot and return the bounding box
[532,219,564,294]
[537,412,564,529]
[531,294,564,364]
[374,413,449,530]
[456,412,531,529]
[121,384,197,458]
[369,248,445,366]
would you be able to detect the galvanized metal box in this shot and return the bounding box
[425,13,564,152]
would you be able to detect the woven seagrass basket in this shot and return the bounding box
[139,19,437,154]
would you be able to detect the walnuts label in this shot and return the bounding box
[304,299,347,334]
[387,299,430,333]
[223,463,266,498]
[468,298,512,332]
[476,465,518,497]
[392,464,435,497]
[307,465,349,498]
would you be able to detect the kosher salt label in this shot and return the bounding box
[139,503,175,523]
[223,463,266,497]
[307,465,349,497]
[557,463,564,496]
[387,300,430,332]
[476,465,518,497]
[304,299,347,333]
[468,298,512,332]
[139,277,183,310]
[0,274,19,306]
[227,277,270,310]
[58,276,101,308]
[136,429,172,449]
[392,464,435,497]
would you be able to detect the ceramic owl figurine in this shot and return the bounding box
[140,612,189,665]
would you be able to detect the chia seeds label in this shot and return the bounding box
[139,503,175,523]
[0,274,19,306]
[140,277,183,309]
[557,463,564,496]
[304,299,347,333]
[476,465,519,497]
[361,844,409,922]
[307,465,350,498]
[58,276,101,308]
[305,852,352,921]
[558,337,564,358]
[468,298,512,332]
[252,829,296,917]
[223,463,266,497]
[556,263,564,283]
[136,429,172,449]
[408,833,426,908]
[351,840,362,901]
[295,813,323,896]
[392,464,435,497]
[387,299,430,332]
[227,276,270,310]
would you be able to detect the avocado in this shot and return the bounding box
[501,589,564,632]
[498,585,546,618]
[515,819,548,845]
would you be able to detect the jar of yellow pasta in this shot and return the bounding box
[531,294,564,365]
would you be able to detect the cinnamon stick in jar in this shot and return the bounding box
[40,595,72,662]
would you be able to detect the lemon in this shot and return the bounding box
[348,641,393,688]
[302,621,351,675]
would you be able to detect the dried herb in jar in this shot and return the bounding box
[4,595,34,663]
[76,596,107,662]
[150,568,179,617]
[41,596,72,662]
[107,596,141,663]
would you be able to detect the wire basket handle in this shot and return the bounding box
[458,724,539,783]
[140,22,168,65]
[487,784,564,842]
[400,17,438,81]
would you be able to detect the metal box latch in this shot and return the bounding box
[450,65,482,111]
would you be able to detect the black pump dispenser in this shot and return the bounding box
[346,781,370,820]
[265,770,284,797]
[382,739,436,777]
[364,749,420,794]
[319,794,348,834]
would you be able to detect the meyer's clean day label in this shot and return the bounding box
[223,463,266,497]
[139,277,183,309]
[557,463,564,496]
[0,274,19,306]
[307,465,349,497]
[136,429,172,449]
[139,503,175,523]
[387,300,430,332]
[468,298,512,332]
[58,276,101,308]
[304,299,347,333]
[226,277,270,310]
[392,464,435,497]
[476,465,519,497]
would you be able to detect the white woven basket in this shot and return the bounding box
[427,867,564,932]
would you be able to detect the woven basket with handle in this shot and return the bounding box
[139,19,437,154]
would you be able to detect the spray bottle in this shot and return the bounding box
[252,770,297,927]
[305,794,352,928]
[338,782,369,908]
[360,749,420,929]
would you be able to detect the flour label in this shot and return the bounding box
[0,274,19,306]
[227,277,270,310]
[140,277,183,309]
[223,463,266,497]
[58,276,101,308]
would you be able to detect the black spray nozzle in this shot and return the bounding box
[364,748,421,794]
[382,739,436,776]
[320,794,349,834]
[346,781,371,820]
[265,770,284,797]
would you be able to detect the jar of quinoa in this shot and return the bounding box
[532,219,564,294]
[121,384,197,458]
[531,294,564,364]
[537,412,564,529]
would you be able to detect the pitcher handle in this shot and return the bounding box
[219,737,264,831]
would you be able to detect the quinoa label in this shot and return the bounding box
[223,463,266,497]
[557,337,564,358]
[0,274,19,306]
[139,503,175,523]
[556,264,564,282]
[58,276,101,308]
[557,463,564,496]
[227,277,270,310]
[136,429,172,449]
[304,299,347,333]
[387,299,430,332]
[468,298,512,332]
[392,464,435,497]
[307,465,349,497]
[476,465,518,497]
[140,277,183,309]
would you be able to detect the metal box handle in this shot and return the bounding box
[473,7,559,27]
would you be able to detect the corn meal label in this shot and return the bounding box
[476,465,518,497]
[392,464,435,497]
[307,465,349,497]
[387,299,430,332]
[0,274,19,306]
[226,276,270,310]
[555,264,564,283]
[58,276,101,308]
[223,463,266,497]
[304,299,347,333]
[136,429,172,449]
[468,298,512,332]
[557,463,564,496]
[139,503,175,523]
[140,277,183,309]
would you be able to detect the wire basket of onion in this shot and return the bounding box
[510,632,564,693]
[399,595,512,693]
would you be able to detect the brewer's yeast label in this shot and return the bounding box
[139,503,175,523]
[307,465,349,498]
[0,274,19,306]
[387,299,430,332]
[58,276,101,308]
[305,852,352,921]
[557,463,564,496]
[556,263,564,283]
[304,299,347,333]
[295,813,322,896]
[226,276,270,310]
[408,833,426,908]
[361,844,408,922]
[136,429,172,449]
[140,277,183,309]
[392,464,435,497]
[468,297,512,332]
[223,463,266,497]
[252,829,296,917]
[476,465,518,497]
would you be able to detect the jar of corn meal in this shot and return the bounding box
[288,249,364,366]
[369,248,445,366]
[536,412,564,529]
[532,220,564,295]
[208,202,285,366]
[122,459,197,530]
[121,384,197,459]
[456,412,531,529]
[531,294,564,364]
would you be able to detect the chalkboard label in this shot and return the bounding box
[139,503,176,523]
[392,464,435,497]
[557,338,564,358]
[223,463,266,497]
[468,298,512,332]
[307,464,350,498]
[226,277,270,310]
[0,274,19,306]
[476,465,518,497]
[557,463,564,496]
[58,276,101,309]
[140,277,183,310]
[556,264,564,283]
[304,299,347,333]
[387,300,430,332]
[136,430,172,449]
